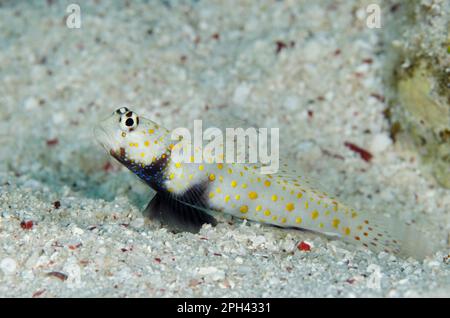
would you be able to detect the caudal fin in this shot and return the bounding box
[343,212,437,260]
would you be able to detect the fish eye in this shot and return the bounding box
[119,111,139,131]
[115,107,129,115]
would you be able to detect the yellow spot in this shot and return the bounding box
[305,201,309,209]
[248,191,258,200]
[148,129,154,134]
[344,227,351,235]
[121,132,126,138]
[154,140,158,144]
[255,205,262,212]
[140,152,145,158]
[324,210,331,216]
[224,195,230,203]
[189,156,194,163]
[332,218,340,229]
[295,217,302,224]
[281,217,287,223]
[227,168,233,174]
[239,205,248,214]
[319,223,324,228]
[209,174,216,181]
[188,174,193,180]
[235,195,240,200]
[285,203,295,212]
[209,192,215,198]
[231,180,238,188]
[161,154,166,159]
[272,216,278,221]
[271,195,278,202]
[216,187,222,193]
[219,176,224,182]
[241,183,248,189]
[175,162,182,168]
[311,210,319,220]
[264,209,271,216]
[297,192,303,199]
[351,212,358,218]
[217,163,223,169]
[264,180,271,187]
[198,165,204,171]
[169,173,175,180]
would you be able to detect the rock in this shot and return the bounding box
[24,97,39,111]
[0,258,17,275]
[196,266,225,281]
[232,83,251,106]
[383,0,450,188]
[370,134,392,153]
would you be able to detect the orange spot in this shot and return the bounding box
[285,203,295,212]
[332,218,340,228]
[248,191,258,200]
[239,205,248,214]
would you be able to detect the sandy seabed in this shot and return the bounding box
[0,1,449,297]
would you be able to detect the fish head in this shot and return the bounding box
[95,107,171,166]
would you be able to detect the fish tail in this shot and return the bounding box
[341,211,435,260]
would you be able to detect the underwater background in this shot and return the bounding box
[0,0,448,297]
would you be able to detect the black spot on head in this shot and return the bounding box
[125,118,134,127]
[126,111,133,118]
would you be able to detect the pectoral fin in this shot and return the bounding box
[144,192,217,233]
